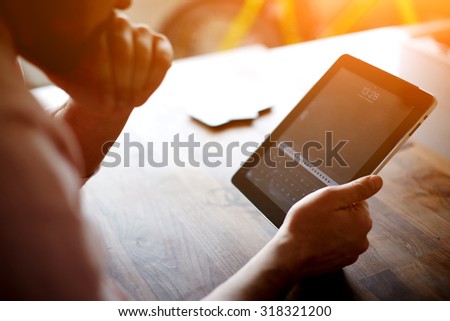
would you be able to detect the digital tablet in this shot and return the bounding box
[232,54,436,228]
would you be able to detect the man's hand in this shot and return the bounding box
[273,175,383,279]
[45,14,173,177]
[204,175,383,300]
[46,13,173,116]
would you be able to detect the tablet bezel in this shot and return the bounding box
[232,54,436,228]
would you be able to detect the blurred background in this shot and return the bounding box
[24,0,450,86]
[125,0,450,58]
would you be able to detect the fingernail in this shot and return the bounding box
[369,175,383,190]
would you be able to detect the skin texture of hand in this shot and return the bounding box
[47,13,173,177]
[204,175,383,300]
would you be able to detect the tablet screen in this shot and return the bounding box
[274,67,414,184]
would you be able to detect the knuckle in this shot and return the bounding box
[112,15,131,33]
[155,43,174,64]
[365,215,373,230]
[359,238,370,253]
[317,186,339,202]
[358,210,372,231]
[114,14,130,25]
[134,24,152,35]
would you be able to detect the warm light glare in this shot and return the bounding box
[158,0,450,58]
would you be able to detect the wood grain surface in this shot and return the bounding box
[81,89,450,300]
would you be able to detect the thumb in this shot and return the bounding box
[334,175,383,207]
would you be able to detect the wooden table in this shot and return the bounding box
[54,27,449,300]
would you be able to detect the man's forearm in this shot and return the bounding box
[52,99,132,178]
[203,240,296,300]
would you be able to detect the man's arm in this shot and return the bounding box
[0,18,108,299]
[48,14,173,177]
[204,176,382,300]
[0,107,104,299]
